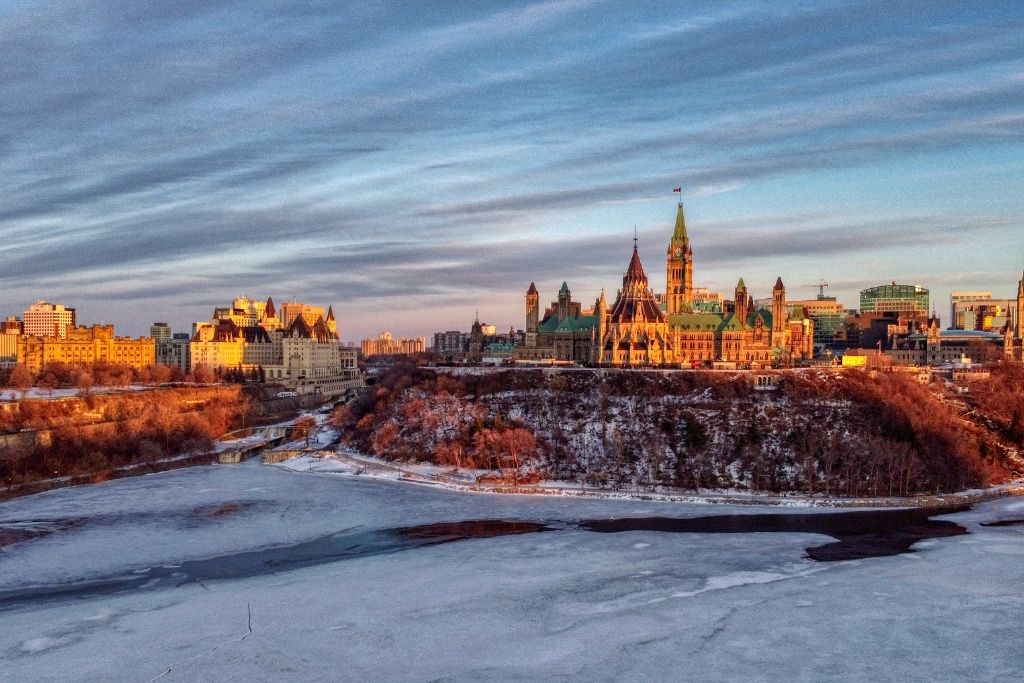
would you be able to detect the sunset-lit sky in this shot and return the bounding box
[2,1,1023,340]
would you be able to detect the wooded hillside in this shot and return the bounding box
[334,365,1023,496]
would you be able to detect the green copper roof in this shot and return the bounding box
[538,314,598,334]
[717,314,745,331]
[736,278,746,290]
[559,281,569,294]
[673,203,688,242]
[667,312,724,330]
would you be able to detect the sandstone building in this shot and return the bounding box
[17,324,155,374]
[190,296,360,396]
[515,203,813,367]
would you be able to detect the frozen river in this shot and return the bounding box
[1,462,1022,681]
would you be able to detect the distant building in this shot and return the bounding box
[787,297,847,355]
[1,316,23,335]
[0,328,18,369]
[150,322,172,344]
[514,203,812,366]
[361,332,426,357]
[860,283,929,316]
[23,301,76,339]
[191,297,358,396]
[949,292,1015,332]
[887,319,1004,366]
[17,324,155,374]
[432,330,468,358]
[1003,271,1024,362]
[950,291,991,326]
[279,301,326,329]
[166,333,191,373]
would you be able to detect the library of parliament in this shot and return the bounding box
[514,203,814,366]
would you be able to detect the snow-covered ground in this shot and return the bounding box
[0,383,154,402]
[1,463,1022,681]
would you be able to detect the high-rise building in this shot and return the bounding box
[361,332,426,357]
[23,301,76,339]
[950,291,991,327]
[949,292,1015,332]
[150,322,173,344]
[860,283,929,316]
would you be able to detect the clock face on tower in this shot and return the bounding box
[674,247,683,257]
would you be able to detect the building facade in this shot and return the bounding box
[860,283,929,316]
[17,325,155,374]
[23,301,76,339]
[190,297,359,396]
[361,332,427,357]
[514,203,813,367]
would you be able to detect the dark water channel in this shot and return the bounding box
[0,506,969,610]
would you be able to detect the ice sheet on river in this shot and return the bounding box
[1,462,1022,681]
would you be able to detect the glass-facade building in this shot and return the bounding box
[860,284,929,315]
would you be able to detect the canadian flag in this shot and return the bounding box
[672,187,681,193]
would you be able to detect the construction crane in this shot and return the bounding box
[803,279,830,299]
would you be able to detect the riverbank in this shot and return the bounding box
[276,448,1024,509]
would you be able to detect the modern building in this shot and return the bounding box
[949,292,1015,332]
[23,301,76,339]
[514,203,813,366]
[786,297,847,355]
[860,283,929,316]
[887,319,1004,366]
[361,332,426,357]
[17,324,155,374]
[1,316,23,335]
[0,330,18,369]
[950,291,991,326]
[432,330,468,358]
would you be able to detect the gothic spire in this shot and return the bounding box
[625,244,646,282]
[673,202,688,242]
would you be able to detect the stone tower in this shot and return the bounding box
[325,305,338,338]
[557,282,571,321]
[469,312,483,362]
[666,203,693,315]
[734,278,748,324]
[525,282,539,347]
[771,277,786,348]
[1017,270,1024,340]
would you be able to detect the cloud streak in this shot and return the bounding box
[1,1,1022,338]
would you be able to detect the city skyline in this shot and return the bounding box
[2,2,1023,339]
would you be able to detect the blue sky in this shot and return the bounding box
[2,0,1022,340]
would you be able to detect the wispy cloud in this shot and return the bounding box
[1,1,1023,338]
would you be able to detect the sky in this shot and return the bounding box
[2,0,1023,341]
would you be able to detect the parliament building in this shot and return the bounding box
[514,203,814,367]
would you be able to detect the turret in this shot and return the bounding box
[557,281,571,321]
[771,277,787,348]
[324,305,338,338]
[734,278,748,324]
[526,282,539,334]
[1016,270,1024,340]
